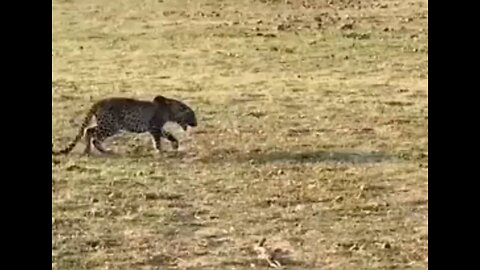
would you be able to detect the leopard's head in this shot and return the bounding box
[154,95,197,130]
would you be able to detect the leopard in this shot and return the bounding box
[52,95,197,155]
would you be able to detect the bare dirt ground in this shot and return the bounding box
[52,0,428,269]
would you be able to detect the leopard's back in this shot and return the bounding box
[95,98,159,133]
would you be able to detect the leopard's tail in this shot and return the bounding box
[52,103,99,155]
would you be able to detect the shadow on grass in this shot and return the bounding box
[199,149,398,164]
[253,150,395,164]
[54,147,397,165]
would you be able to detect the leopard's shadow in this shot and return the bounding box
[200,149,398,164]
[254,150,395,164]
[56,144,396,165]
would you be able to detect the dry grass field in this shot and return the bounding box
[52,0,428,269]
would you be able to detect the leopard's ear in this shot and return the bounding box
[153,95,169,104]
